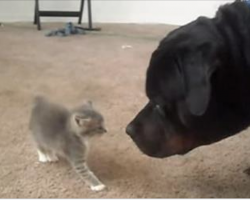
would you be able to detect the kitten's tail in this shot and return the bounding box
[29,95,45,130]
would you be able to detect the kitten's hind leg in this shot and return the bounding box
[48,152,59,162]
[37,147,58,163]
[37,149,49,163]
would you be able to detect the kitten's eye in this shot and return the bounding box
[98,127,107,133]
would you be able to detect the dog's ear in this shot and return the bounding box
[182,52,211,116]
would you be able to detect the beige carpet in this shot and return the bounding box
[0,22,250,198]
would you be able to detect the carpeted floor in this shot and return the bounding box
[1,22,250,198]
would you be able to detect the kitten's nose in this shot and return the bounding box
[126,124,135,137]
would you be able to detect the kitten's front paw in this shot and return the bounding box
[91,184,106,191]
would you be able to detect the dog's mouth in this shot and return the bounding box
[135,139,196,158]
[128,126,198,158]
[130,137,166,158]
[127,131,167,158]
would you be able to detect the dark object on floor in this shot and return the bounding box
[126,1,250,159]
[46,22,86,37]
[244,168,250,175]
[243,0,250,7]
[34,0,101,32]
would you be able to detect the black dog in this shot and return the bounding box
[126,0,250,158]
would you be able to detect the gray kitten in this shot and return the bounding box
[29,96,107,191]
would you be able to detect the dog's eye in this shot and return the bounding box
[153,97,165,107]
[155,104,166,118]
[155,104,161,109]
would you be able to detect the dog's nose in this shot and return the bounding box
[126,124,135,136]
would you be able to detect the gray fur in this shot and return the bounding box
[29,96,106,191]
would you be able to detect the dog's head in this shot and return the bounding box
[126,17,225,158]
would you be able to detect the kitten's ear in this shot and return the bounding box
[83,100,93,109]
[87,100,93,108]
[74,115,91,127]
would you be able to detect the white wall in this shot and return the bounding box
[0,0,234,25]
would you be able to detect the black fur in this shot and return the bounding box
[126,1,250,158]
